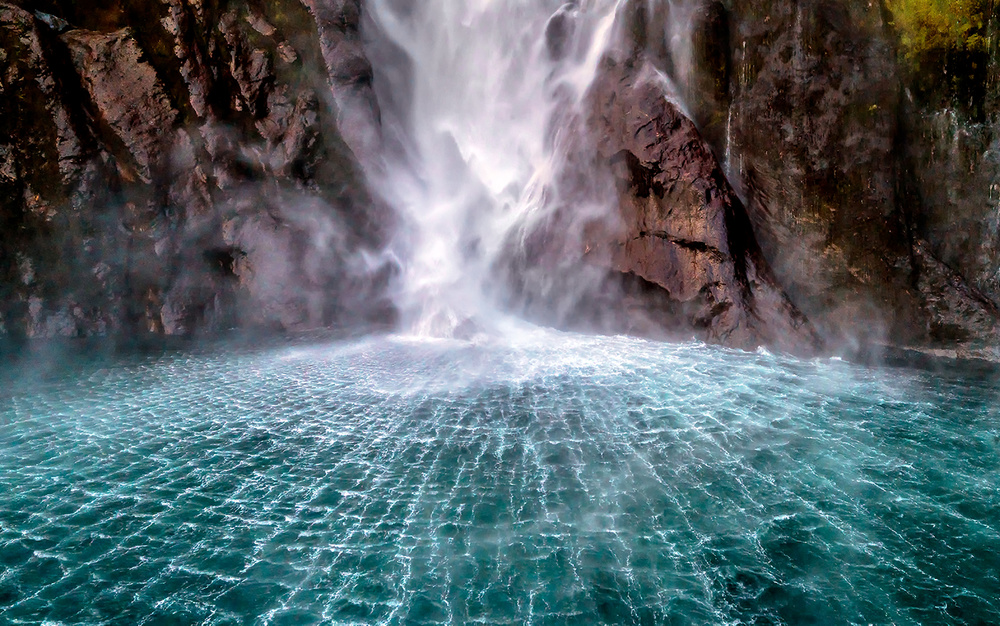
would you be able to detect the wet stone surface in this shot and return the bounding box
[0,332,999,624]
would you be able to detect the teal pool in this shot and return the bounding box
[1,331,998,624]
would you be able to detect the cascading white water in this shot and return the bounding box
[365,0,627,338]
[364,0,705,338]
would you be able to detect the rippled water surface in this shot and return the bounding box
[2,331,999,625]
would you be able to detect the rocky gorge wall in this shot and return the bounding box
[0,0,394,349]
[526,0,1000,359]
[2,0,999,360]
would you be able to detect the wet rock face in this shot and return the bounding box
[0,0,394,344]
[674,0,1000,355]
[536,0,998,356]
[903,9,1000,323]
[505,2,817,353]
[62,28,179,182]
[497,1,818,353]
[912,239,1000,350]
[908,113,1000,311]
[722,0,921,348]
[585,53,818,353]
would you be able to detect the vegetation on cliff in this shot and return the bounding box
[885,0,996,117]
[885,0,989,56]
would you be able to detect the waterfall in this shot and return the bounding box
[363,0,700,338]
[361,0,620,337]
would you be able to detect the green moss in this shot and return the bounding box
[886,0,996,119]
[885,0,989,58]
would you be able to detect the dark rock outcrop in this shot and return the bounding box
[903,2,1000,320]
[0,0,394,346]
[908,112,1000,309]
[912,239,1000,355]
[586,56,818,353]
[721,1,921,350]
[533,0,1000,358]
[500,5,818,354]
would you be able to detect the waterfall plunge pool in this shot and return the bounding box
[1,330,999,625]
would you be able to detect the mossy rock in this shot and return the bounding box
[886,0,996,118]
[885,0,989,58]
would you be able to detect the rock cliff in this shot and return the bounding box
[2,0,1000,359]
[583,19,819,353]
[510,0,1000,358]
[0,0,394,347]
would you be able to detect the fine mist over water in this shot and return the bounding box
[365,0,684,338]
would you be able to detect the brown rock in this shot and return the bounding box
[913,239,1000,347]
[0,0,395,344]
[61,28,178,183]
[586,56,818,353]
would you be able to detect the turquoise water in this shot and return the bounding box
[1,331,999,625]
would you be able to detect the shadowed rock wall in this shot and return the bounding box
[669,0,1000,359]
[0,0,394,347]
[902,0,1000,347]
